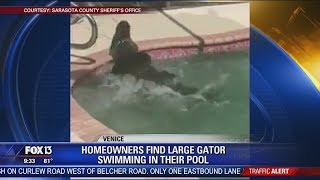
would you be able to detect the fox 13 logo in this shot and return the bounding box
[24,146,52,155]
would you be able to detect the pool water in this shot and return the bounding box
[73,50,249,140]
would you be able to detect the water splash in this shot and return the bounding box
[98,71,228,109]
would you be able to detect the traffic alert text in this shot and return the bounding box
[243,167,296,176]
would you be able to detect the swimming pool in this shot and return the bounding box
[73,50,249,140]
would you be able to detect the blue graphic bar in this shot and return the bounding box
[0,143,295,166]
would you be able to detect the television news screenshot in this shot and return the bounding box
[0,1,319,179]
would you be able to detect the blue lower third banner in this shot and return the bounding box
[0,142,296,177]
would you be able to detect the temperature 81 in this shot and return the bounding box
[43,158,53,164]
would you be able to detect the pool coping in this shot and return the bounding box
[71,28,250,142]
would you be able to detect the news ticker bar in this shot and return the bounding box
[0,7,147,14]
[0,166,320,177]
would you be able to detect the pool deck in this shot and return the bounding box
[70,3,250,142]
